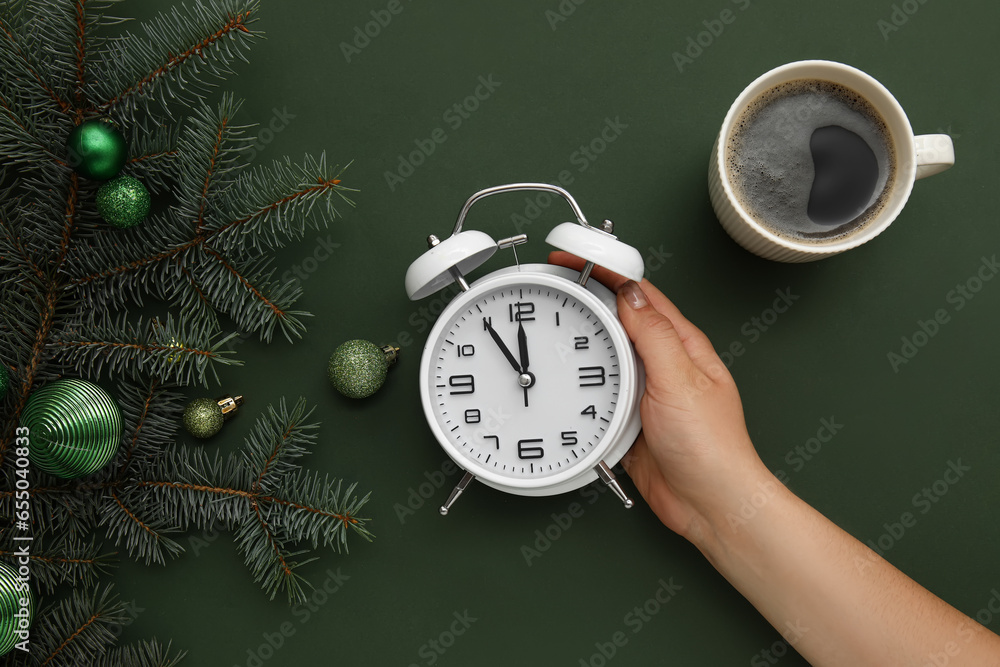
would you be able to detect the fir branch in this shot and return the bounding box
[0,532,115,594]
[0,6,73,114]
[93,640,187,667]
[111,379,185,480]
[0,0,370,659]
[266,472,374,551]
[235,505,314,603]
[209,154,356,254]
[99,488,185,566]
[92,0,262,115]
[245,398,317,495]
[128,398,372,602]
[50,313,241,388]
[197,246,309,342]
[0,283,61,466]
[30,585,130,667]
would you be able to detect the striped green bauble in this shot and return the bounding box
[21,379,121,479]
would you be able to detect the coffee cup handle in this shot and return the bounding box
[914,134,955,180]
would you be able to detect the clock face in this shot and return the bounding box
[421,269,637,492]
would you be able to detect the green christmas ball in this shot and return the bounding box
[183,398,225,439]
[97,176,150,229]
[66,119,128,181]
[0,560,34,657]
[0,365,8,397]
[328,340,398,399]
[21,379,121,479]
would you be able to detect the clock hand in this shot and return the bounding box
[516,322,529,373]
[516,321,532,408]
[484,318,521,374]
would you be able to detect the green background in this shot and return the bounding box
[113,0,1000,665]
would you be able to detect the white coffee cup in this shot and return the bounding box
[708,60,954,263]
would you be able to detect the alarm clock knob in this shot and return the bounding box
[545,220,645,282]
[404,230,498,300]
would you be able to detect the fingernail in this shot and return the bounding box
[620,280,648,310]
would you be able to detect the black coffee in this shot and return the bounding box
[727,80,896,244]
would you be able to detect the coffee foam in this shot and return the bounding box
[726,79,897,245]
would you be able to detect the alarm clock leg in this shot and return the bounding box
[596,461,634,509]
[440,470,476,516]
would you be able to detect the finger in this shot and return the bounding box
[617,280,699,394]
[548,250,630,291]
[549,251,726,376]
[621,435,686,532]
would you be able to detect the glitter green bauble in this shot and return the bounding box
[0,561,34,657]
[21,379,121,479]
[183,398,225,439]
[66,120,128,181]
[328,340,399,399]
[97,175,150,229]
[0,365,8,397]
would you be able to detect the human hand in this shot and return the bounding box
[549,252,771,544]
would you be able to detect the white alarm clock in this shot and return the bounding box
[404,183,645,514]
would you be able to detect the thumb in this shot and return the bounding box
[617,280,695,393]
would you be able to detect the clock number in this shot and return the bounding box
[483,435,500,450]
[458,344,475,357]
[482,317,492,331]
[561,431,578,446]
[574,336,589,350]
[578,366,606,387]
[449,374,475,395]
[581,405,596,419]
[508,302,535,322]
[517,438,544,460]
[464,409,481,424]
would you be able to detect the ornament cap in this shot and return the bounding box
[380,345,400,366]
[217,395,244,419]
